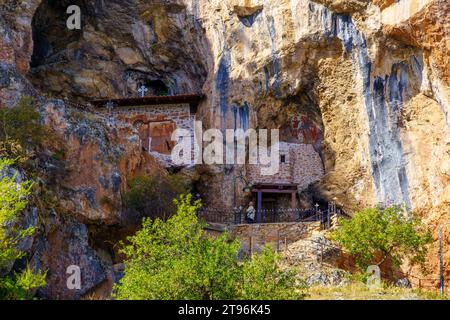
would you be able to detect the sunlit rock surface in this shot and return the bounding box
[0,0,448,296]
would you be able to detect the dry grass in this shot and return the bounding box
[305,282,447,300]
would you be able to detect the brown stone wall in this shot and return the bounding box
[246,142,324,190]
[229,221,321,254]
[109,103,195,133]
[101,103,196,162]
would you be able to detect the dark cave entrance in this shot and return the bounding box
[28,0,210,100]
[143,80,170,96]
[124,70,173,97]
[30,0,85,68]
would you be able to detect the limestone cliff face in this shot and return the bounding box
[41,101,164,224]
[35,101,165,299]
[0,0,449,296]
[194,0,448,210]
[192,0,449,281]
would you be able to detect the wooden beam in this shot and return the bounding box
[252,189,297,194]
[291,192,298,209]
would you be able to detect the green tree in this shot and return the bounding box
[331,205,432,270]
[240,246,302,299]
[114,194,304,300]
[0,158,46,299]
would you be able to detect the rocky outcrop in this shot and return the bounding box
[28,0,210,101]
[39,101,164,298]
[0,0,448,296]
[21,100,164,299]
[284,232,351,287]
[40,101,164,224]
[0,0,41,106]
[32,216,106,299]
[188,0,448,218]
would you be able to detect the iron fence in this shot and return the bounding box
[196,206,344,227]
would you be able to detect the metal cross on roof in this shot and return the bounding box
[138,85,148,97]
[105,101,115,113]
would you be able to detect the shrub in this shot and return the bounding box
[123,173,190,221]
[330,205,432,270]
[240,246,303,299]
[0,96,46,149]
[0,265,47,300]
[0,158,46,299]
[114,194,304,300]
[0,140,29,165]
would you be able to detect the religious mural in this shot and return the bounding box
[280,115,323,148]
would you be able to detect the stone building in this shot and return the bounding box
[246,142,324,218]
[91,94,203,166]
[247,142,324,187]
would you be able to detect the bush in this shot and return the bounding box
[123,173,190,221]
[114,194,304,300]
[0,265,47,300]
[0,96,46,149]
[240,246,302,299]
[330,205,432,270]
[0,158,46,299]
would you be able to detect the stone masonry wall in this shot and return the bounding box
[100,103,197,166]
[108,103,195,134]
[229,221,322,255]
[247,142,324,190]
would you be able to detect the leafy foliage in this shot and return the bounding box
[241,246,302,299]
[0,158,46,299]
[123,173,191,222]
[0,140,29,166]
[114,194,304,300]
[0,96,46,149]
[0,159,33,268]
[0,265,47,300]
[331,206,432,270]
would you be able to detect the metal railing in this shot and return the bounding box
[196,206,346,227]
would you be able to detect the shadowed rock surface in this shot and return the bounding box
[0,0,448,298]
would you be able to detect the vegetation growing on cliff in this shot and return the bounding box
[0,158,46,299]
[0,96,46,149]
[0,96,49,172]
[123,173,191,222]
[114,195,304,300]
[331,206,432,270]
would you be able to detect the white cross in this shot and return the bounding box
[106,101,115,113]
[138,85,148,97]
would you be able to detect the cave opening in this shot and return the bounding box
[143,80,170,96]
[30,0,86,69]
[28,0,210,101]
[237,9,263,28]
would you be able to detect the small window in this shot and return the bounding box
[280,155,286,163]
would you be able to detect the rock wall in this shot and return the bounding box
[0,0,449,296]
[32,100,166,298]
[0,0,210,105]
